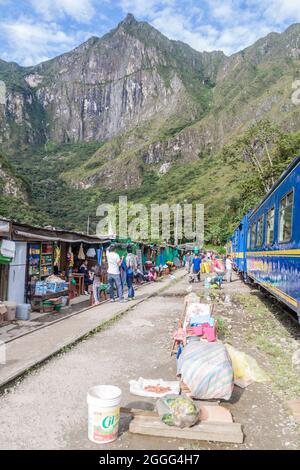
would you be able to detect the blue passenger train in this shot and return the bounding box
[228,154,300,321]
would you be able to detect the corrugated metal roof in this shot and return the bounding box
[0,218,110,244]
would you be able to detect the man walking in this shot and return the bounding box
[106,245,126,303]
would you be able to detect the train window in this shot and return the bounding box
[266,207,275,245]
[279,190,294,242]
[250,224,256,249]
[256,216,264,247]
[247,229,251,249]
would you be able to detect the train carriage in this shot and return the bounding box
[229,154,300,320]
[231,214,249,276]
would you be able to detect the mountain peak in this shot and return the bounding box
[122,13,137,26]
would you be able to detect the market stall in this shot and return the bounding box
[7,221,110,312]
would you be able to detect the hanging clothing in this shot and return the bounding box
[86,247,96,258]
[96,248,103,265]
[78,243,85,260]
[68,246,74,268]
[54,245,61,266]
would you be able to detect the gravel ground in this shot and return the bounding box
[0,274,299,450]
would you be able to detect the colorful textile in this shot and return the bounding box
[177,341,233,400]
[186,324,217,342]
[201,262,211,273]
[96,248,103,265]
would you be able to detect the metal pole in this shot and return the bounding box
[175,204,179,246]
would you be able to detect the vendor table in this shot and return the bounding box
[70,273,85,295]
[31,289,69,312]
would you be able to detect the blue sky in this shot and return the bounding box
[0,0,299,66]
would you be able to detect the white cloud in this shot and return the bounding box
[250,0,300,24]
[119,0,175,17]
[30,0,95,23]
[120,0,300,55]
[151,8,218,51]
[216,24,271,53]
[0,18,90,65]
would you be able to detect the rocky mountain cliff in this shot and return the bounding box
[62,22,300,191]
[0,14,224,149]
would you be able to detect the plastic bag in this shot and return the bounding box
[225,344,270,384]
[155,394,199,428]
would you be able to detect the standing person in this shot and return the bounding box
[107,245,125,303]
[92,264,102,305]
[192,252,202,282]
[184,252,190,271]
[225,255,233,283]
[126,245,138,300]
[79,259,92,295]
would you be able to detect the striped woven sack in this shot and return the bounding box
[177,341,233,400]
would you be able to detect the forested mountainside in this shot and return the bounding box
[1,15,300,242]
[0,152,46,225]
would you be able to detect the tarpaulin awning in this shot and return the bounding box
[0,240,15,258]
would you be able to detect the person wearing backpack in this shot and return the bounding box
[126,245,137,300]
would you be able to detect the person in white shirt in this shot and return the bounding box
[225,255,233,283]
[106,245,125,302]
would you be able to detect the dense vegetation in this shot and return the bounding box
[3,120,299,245]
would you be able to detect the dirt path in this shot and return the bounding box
[0,273,299,450]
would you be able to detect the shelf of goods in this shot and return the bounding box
[28,243,41,277]
[40,242,53,277]
[28,242,54,289]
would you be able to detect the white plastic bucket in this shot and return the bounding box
[87,385,122,444]
[16,303,31,321]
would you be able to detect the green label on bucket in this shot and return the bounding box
[102,415,116,429]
